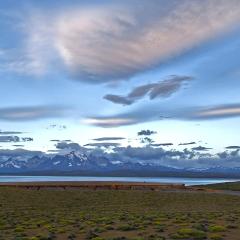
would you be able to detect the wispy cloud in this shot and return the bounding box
[225,146,240,149]
[0,148,43,158]
[179,142,196,146]
[84,142,121,148]
[83,117,138,127]
[103,95,134,106]
[0,136,33,143]
[192,146,212,151]
[104,75,193,105]
[0,131,24,135]
[0,136,21,143]
[151,143,173,147]
[84,103,240,127]
[22,137,33,142]
[190,104,240,120]
[93,137,125,141]
[46,124,67,130]
[55,142,84,151]
[0,12,56,76]
[54,0,240,83]
[0,105,68,121]
[12,144,25,147]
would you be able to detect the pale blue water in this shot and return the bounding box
[0,176,238,186]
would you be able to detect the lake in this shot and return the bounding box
[0,176,238,186]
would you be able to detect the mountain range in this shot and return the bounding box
[0,151,240,178]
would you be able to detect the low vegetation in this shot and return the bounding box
[198,181,240,191]
[0,188,240,239]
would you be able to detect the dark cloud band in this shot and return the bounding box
[104,75,193,106]
[0,105,68,121]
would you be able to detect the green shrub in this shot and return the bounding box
[192,224,207,232]
[14,226,25,233]
[155,225,165,232]
[209,233,223,240]
[176,228,207,239]
[209,225,226,232]
[105,224,114,230]
[117,224,136,231]
[93,227,106,233]
[171,233,186,239]
[91,238,105,240]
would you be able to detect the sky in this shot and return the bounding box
[0,0,240,168]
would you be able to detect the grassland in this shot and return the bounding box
[0,187,240,240]
[198,181,240,191]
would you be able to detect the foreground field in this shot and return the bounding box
[0,188,240,240]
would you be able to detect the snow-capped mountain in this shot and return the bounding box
[0,151,182,173]
[38,152,89,170]
[0,151,240,177]
[0,151,111,173]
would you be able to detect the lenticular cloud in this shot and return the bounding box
[52,0,240,83]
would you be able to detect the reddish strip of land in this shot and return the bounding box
[0,181,220,192]
[0,181,188,191]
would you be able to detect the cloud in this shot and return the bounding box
[55,140,121,152]
[0,136,33,143]
[151,143,173,147]
[225,146,240,149]
[55,142,83,151]
[6,0,239,81]
[84,142,121,148]
[140,137,154,144]
[22,137,33,142]
[0,149,43,158]
[84,107,166,127]
[0,131,24,135]
[110,145,192,164]
[149,76,193,99]
[51,0,240,83]
[104,75,193,105]
[138,130,157,136]
[85,103,240,127]
[105,145,240,168]
[179,142,196,146]
[189,104,240,120]
[83,117,138,127]
[192,146,212,151]
[47,150,60,153]
[1,142,239,169]
[0,105,68,121]
[50,139,72,142]
[0,136,21,143]
[103,95,133,106]
[93,137,125,141]
[46,124,67,130]
[217,149,240,159]
[0,11,57,76]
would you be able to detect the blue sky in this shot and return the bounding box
[0,0,240,168]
